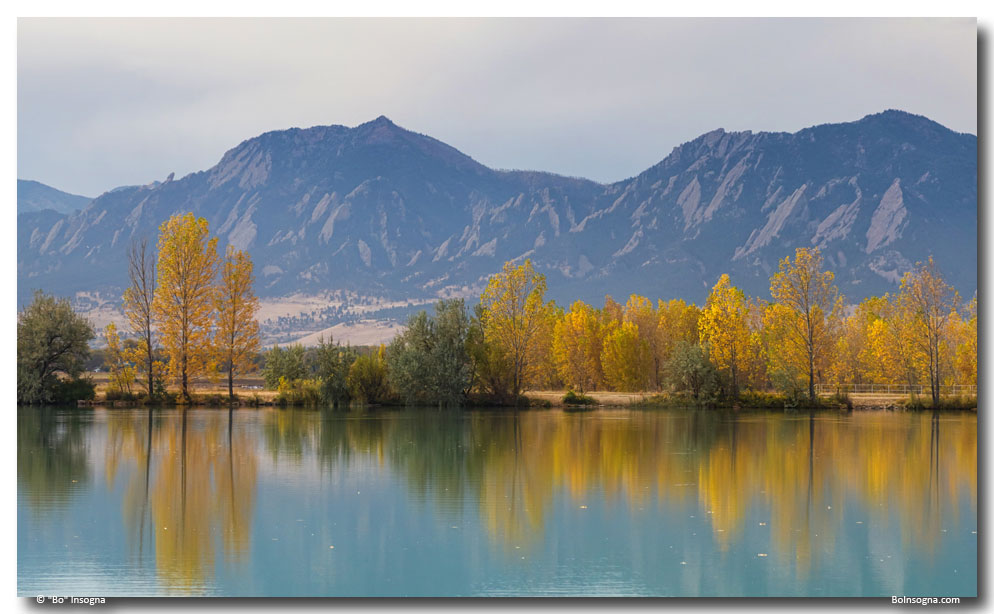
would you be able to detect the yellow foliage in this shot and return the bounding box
[104,323,135,395]
[623,295,664,389]
[479,259,554,397]
[768,248,841,399]
[152,213,221,402]
[601,320,652,391]
[215,246,261,399]
[900,257,961,403]
[552,300,604,392]
[699,274,749,397]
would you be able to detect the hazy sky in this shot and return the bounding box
[17,17,977,197]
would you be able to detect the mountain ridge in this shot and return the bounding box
[18,110,977,323]
[17,179,93,215]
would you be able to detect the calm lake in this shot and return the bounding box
[17,406,976,598]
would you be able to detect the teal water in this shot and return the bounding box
[18,406,977,597]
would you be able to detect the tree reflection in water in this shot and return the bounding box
[18,406,976,594]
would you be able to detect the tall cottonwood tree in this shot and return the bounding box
[479,259,552,401]
[552,301,604,392]
[901,256,960,404]
[769,248,840,401]
[152,213,220,402]
[215,246,261,401]
[699,274,749,399]
[123,238,157,397]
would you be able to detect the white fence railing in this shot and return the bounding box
[814,383,977,396]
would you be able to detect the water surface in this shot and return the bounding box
[18,406,977,597]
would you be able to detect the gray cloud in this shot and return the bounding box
[17,17,977,196]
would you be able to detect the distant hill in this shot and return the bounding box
[17,179,92,215]
[18,111,977,315]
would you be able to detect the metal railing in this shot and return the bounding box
[814,383,977,396]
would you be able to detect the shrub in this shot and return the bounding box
[828,391,853,411]
[262,345,308,389]
[104,388,137,403]
[347,351,390,405]
[51,377,96,404]
[275,377,322,407]
[563,390,596,406]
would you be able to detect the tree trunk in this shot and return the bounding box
[228,363,234,402]
[181,355,190,403]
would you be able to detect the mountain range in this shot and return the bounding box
[18,110,977,337]
[17,179,92,215]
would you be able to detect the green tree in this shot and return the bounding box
[17,290,95,404]
[666,341,719,407]
[312,337,357,408]
[262,344,308,389]
[387,299,472,406]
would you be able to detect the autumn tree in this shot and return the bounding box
[479,259,553,401]
[122,238,157,397]
[104,323,135,396]
[769,248,841,401]
[552,301,604,392]
[347,346,389,405]
[215,246,261,401]
[830,303,878,388]
[698,274,750,398]
[866,293,926,391]
[601,320,652,391]
[657,298,701,383]
[624,295,664,389]
[152,213,220,402]
[955,297,977,387]
[901,257,960,404]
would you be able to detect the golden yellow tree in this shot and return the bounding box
[601,320,651,391]
[122,238,157,397]
[769,248,841,400]
[830,309,871,388]
[215,246,261,401]
[954,297,977,387]
[657,298,701,382]
[104,323,135,396]
[866,293,927,391]
[552,301,604,392]
[152,213,220,402]
[698,274,750,398]
[900,257,960,404]
[479,259,553,400]
[624,295,663,390]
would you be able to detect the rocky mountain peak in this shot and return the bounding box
[17,110,977,313]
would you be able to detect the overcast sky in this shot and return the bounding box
[17,17,977,197]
